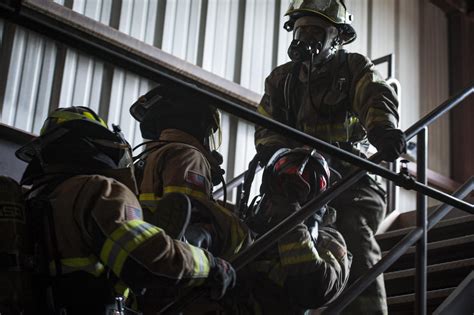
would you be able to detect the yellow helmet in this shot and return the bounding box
[284,0,356,45]
[16,106,131,170]
[38,106,108,136]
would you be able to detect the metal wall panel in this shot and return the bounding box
[59,0,113,113]
[202,0,241,81]
[370,0,396,78]
[345,0,369,56]
[1,26,58,134]
[277,0,293,66]
[240,0,276,95]
[162,0,204,63]
[109,0,159,147]
[420,0,450,178]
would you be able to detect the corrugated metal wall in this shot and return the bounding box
[0,0,450,209]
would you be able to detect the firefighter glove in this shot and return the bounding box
[368,126,406,162]
[205,256,236,300]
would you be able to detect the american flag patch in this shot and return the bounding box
[185,170,206,190]
[125,205,143,220]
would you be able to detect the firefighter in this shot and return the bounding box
[130,85,252,313]
[15,106,236,315]
[239,147,351,314]
[254,0,406,313]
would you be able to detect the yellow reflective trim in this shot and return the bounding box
[112,250,128,277]
[189,245,210,278]
[109,219,143,241]
[49,256,105,277]
[60,256,98,267]
[279,239,313,253]
[139,193,161,201]
[281,253,319,266]
[123,226,162,252]
[163,186,208,200]
[100,238,114,268]
[257,105,271,117]
[114,281,130,298]
[49,110,108,128]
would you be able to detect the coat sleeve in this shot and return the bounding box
[348,53,400,132]
[276,225,351,308]
[73,175,213,291]
[255,65,301,153]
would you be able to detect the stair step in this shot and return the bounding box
[387,287,455,315]
[376,215,474,251]
[384,258,474,296]
[382,235,474,272]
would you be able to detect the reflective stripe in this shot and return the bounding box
[100,220,162,276]
[139,193,162,214]
[252,260,287,287]
[281,253,320,266]
[139,193,161,201]
[163,186,208,200]
[114,281,130,298]
[49,255,105,277]
[303,118,361,143]
[279,239,316,252]
[257,105,272,117]
[279,239,321,267]
[189,245,210,278]
[365,108,398,130]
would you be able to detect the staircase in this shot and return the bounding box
[376,214,474,314]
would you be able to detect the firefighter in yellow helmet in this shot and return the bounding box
[15,106,236,314]
[255,0,406,313]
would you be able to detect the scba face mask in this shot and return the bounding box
[287,16,339,65]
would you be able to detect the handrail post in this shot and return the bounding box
[415,127,428,315]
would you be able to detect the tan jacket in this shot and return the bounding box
[43,174,212,298]
[138,129,251,260]
[255,50,399,148]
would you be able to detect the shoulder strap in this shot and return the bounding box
[337,49,353,112]
[283,62,302,128]
[28,179,67,277]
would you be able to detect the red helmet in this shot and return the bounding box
[262,147,330,204]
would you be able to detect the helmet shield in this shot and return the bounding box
[130,84,222,147]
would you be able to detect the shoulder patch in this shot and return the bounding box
[185,170,207,191]
[125,205,143,220]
